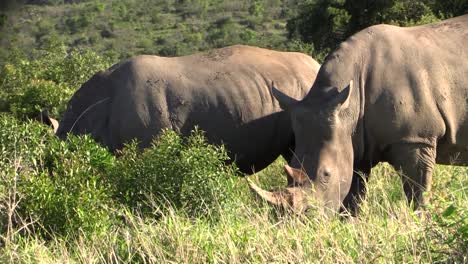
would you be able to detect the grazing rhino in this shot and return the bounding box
[46,45,320,174]
[249,15,468,212]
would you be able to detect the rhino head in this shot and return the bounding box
[249,81,356,213]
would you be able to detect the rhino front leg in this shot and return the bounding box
[341,166,371,214]
[387,142,436,208]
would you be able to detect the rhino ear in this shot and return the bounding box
[331,80,353,110]
[271,81,299,110]
[284,165,309,185]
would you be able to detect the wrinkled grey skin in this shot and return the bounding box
[271,15,468,212]
[56,45,320,174]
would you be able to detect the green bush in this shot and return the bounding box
[0,114,116,238]
[240,28,257,43]
[207,16,242,47]
[286,0,451,53]
[65,14,93,34]
[383,1,439,26]
[91,1,106,13]
[0,114,242,240]
[0,40,112,119]
[110,128,239,217]
[249,0,265,18]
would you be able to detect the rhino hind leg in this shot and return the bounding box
[387,142,436,209]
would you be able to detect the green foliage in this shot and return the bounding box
[19,135,115,237]
[0,114,115,238]
[286,0,461,53]
[424,165,468,260]
[0,113,246,239]
[0,114,240,239]
[110,128,238,217]
[0,40,112,118]
[1,0,464,64]
[207,16,242,47]
[381,1,440,26]
[428,202,468,260]
[0,0,302,61]
[432,0,468,17]
[92,1,106,13]
[249,0,265,18]
[65,14,93,34]
[0,14,7,28]
[2,156,466,262]
[240,28,257,43]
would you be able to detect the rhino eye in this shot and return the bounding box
[319,169,332,185]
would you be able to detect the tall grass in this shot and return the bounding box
[0,115,466,263]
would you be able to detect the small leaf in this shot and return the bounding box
[442,204,457,217]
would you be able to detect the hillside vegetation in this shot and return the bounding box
[0,0,308,63]
[0,0,467,262]
[1,0,466,63]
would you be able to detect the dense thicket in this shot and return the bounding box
[287,0,468,53]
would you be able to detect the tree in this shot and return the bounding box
[286,0,464,53]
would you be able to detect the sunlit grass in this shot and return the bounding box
[1,156,466,263]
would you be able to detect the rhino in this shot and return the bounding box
[44,45,320,174]
[249,15,468,212]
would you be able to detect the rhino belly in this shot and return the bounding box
[180,110,289,174]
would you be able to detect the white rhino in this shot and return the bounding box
[47,45,320,174]
[251,15,468,212]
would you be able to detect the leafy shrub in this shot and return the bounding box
[432,0,468,17]
[65,14,93,34]
[249,0,265,18]
[0,114,242,240]
[0,40,112,118]
[426,202,468,261]
[240,29,257,43]
[286,0,448,53]
[423,165,468,261]
[0,114,116,238]
[207,16,242,47]
[91,1,106,13]
[110,128,239,217]
[183,32,204,46]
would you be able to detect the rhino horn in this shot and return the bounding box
[49,117,59,133]
[247,178,290,208]
[38,109,59,133]
[284,164,309,185]
[248,179,310,212]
